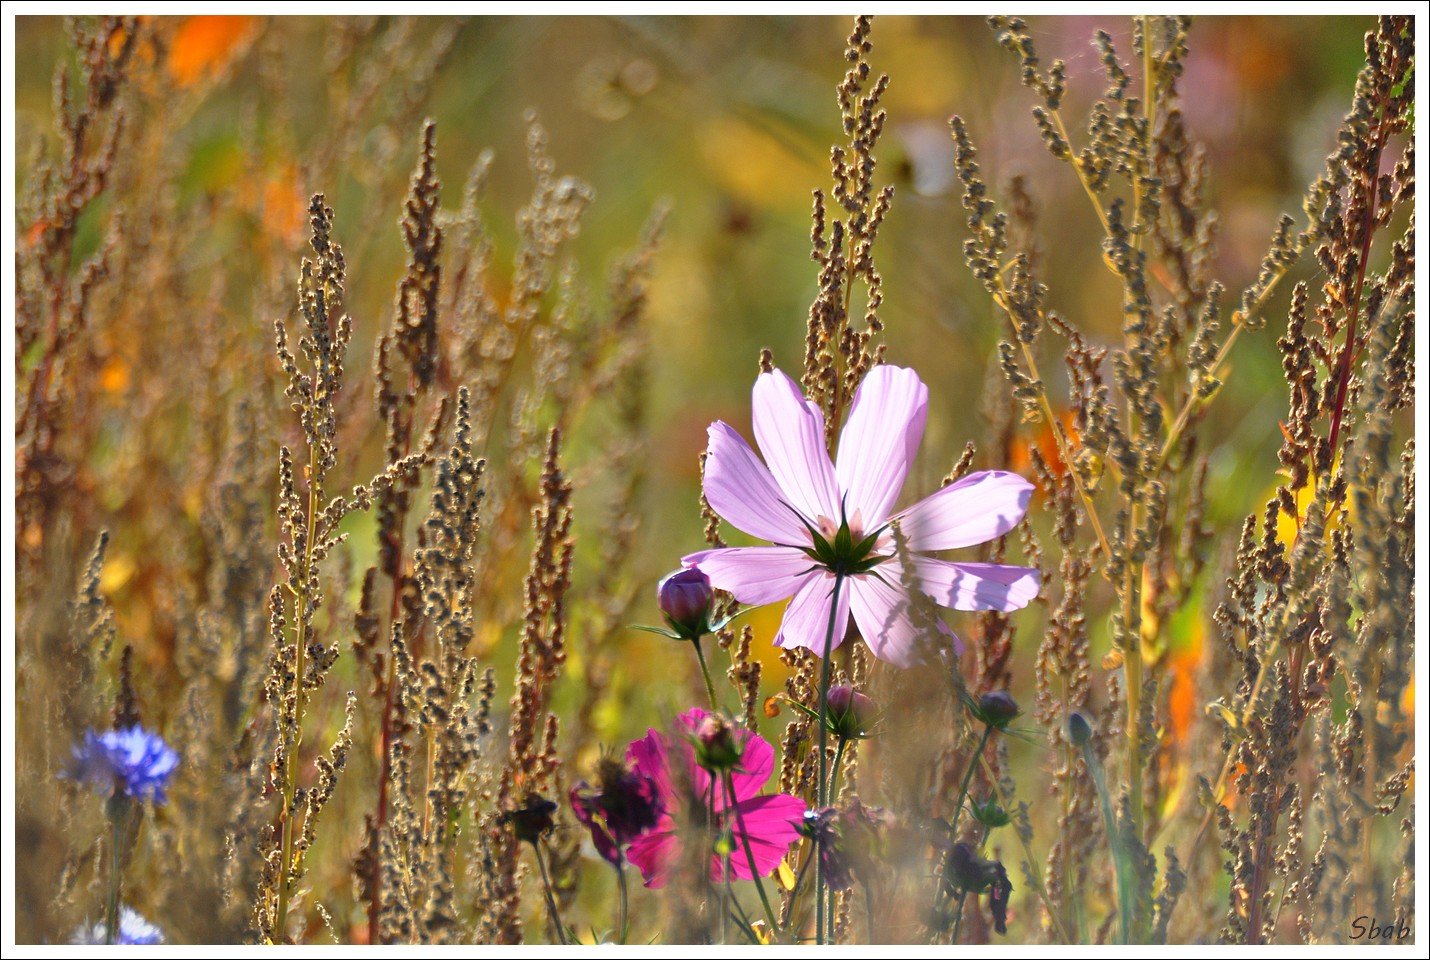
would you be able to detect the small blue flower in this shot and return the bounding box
[71,906,165,945]
[68,725,180,805]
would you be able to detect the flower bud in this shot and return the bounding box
[658,568,714,640]
[826,684,878,740]
[692,713,742,772]
[1067,710,1094,748]
[503,793,558,845]
[975,690,1021,729]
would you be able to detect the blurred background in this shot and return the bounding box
[13,12,1374,688]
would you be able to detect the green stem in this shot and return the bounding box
[933,723,994,934]
[616,861,629,945]
[828,737,849,802]
[975,751,1077,945]
[815,573,845,946]
[721,846,731,945]
[693,636,720,712]
[104,804,125,945]
[723,770,781,935]
[534,840,567,945]
[949,891,968,944]
[1078,738,1131,944]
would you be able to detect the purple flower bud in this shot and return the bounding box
[826,684,878,740]
[975,690,1021,728]
[692,713,741,772]
[658,568,714,640]
[503,793,558,845]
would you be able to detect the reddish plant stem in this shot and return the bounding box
[368,369,418,944]
[1324,117,1389,462]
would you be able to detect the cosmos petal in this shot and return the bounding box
[627,828,680,889]
[835,365,928,528]
[847,565,959,668]
[773,570,851,658]
[895,471,1034,551]
[752,369,840,524]
[911,556,1041,612]
[681,547,818,606]
[703,421,812,543]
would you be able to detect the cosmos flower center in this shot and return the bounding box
[798,508,891,577]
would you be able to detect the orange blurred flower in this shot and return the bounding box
[1010,408,1079,484]
[167,16,258,87]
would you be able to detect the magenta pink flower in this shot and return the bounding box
[624,709,806,889]
[684,366,1039,668]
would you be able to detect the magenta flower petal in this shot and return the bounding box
[911,556,1041,612]
[773,571,851,657]
[626,729,676,805]
[717,793,807,882]
[896,470,1034,551]
[703,421,812,543]
[835,365,929,528]
[752,370,840,524]
[681,547,815,606]
[724,727,777,806]
[626,828,680,889]
[625,709,804,889]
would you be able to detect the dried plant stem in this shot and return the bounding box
[1138,23,1155,253]
[274,443,319,937]
[992,281,1112,561]
[1122,502,1146,839]
[1048,110,1111,236]
[104,801,127,945]
[1324,131,1388,459]
[1154,236,1305,477]
[814,572,845,946]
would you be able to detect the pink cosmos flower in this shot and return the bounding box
[624,709,806,889]
[684,366,1039,668]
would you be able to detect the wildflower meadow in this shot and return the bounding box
[8,12,1420,948]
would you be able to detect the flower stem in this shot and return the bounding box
[616,861,629,945]
[534,840,568,945]
[104,801,126,945]
[723,771,781,934]
[275,444,319,938]
[975,750,1076,944]
[692,635,720,712]
[783,846,815,935]
[933,723,993,932]
[815,572,845,946]
[828,736,849,802]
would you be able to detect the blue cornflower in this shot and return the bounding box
[71,906,165,945]
[68,725,180,805]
